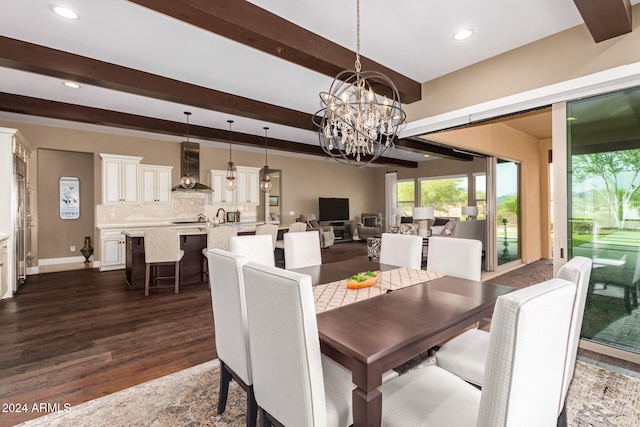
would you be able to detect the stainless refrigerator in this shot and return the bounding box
[14,155,26,291]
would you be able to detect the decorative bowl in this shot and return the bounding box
[346,271,380,289]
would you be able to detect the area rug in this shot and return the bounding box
[18,357,640,426]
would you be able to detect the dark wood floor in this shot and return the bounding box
[2,241,639,425]
[0,268,215,425]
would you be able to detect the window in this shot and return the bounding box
[474,173,486,219]
[419,175,468,218]
[397,180,415,216]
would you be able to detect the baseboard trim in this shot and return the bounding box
[39,256,93,266]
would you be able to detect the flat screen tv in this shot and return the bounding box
[319,197,349,222]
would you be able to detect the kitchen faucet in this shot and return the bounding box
[216,208,226,223]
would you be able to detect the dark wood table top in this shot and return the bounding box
[291,258,398,287]
[317,276,512,369]
[303,261,512,427]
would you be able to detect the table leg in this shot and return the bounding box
[353,387,382,427]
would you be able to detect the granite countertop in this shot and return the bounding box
[99,221,283,231]
[123,225,215,238]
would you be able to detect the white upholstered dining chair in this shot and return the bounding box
[434,255,592,425]
[242,262,354,427]
[379,232,423,269]
[229,234,275,267]
[143,228,184,296]
[426,236,482,281]
[380,277,577,426]
[284,230,322,269]
[207,249,257,427]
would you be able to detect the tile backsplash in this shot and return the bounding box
[96,195,258,226]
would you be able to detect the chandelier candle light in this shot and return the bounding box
[225,120,237,191]
[315,0,406,167]
[260,127,273,193]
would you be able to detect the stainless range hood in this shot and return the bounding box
[172,141,214,192]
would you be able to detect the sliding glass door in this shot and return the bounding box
[496,160,521,266]
[567,87,640,355]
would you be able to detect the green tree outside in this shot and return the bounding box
[573,149,640,229]
[420,178,467,216]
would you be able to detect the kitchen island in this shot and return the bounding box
[123,226,208,289]
[121,223,286,289]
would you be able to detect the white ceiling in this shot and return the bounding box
[0,0,635,161]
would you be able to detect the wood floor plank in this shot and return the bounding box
[0,268,217,425]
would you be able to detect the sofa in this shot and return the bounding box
[357,212,383,240]
[297,214,335,249]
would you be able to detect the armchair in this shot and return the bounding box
[357,212,383,240]
[297,214,335,249]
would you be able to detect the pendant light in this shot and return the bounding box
[180,111,196,189]
[225,120,237,191]
[260,127,273,193]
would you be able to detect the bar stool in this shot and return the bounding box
[255,223,278,250]
[144,228,184,296]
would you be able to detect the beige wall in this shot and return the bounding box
[37,149,94,260]
[420,123,545,264]
[0,119,382,263]
[406,5,640,120]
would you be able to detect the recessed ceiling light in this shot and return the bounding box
[423,154,430,158]
[63,81,81,89]
[567,116,577,121]
[51,5,80,20]
[453,28,474,41]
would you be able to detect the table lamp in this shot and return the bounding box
[461,206,479,220]
[413,206,434,238]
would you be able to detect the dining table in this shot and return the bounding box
[291,258,513,427]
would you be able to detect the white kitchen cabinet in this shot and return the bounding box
[209,169,235,205]
[140,165,173,204]
[100,153,142,205]
[0,240,8,299]
[99,229,126,271]
[236,166,261,205]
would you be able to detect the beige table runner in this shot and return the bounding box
[314,268,443,313]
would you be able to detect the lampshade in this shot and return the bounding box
[413,206,434,220]
[461,206,479,216]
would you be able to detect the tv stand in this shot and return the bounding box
[321,220,353,242]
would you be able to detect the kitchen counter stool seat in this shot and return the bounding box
[201,226,239,281]
[144,228,184,296]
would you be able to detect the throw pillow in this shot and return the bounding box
[399,223,419,235]
[433,217,449,226]
[442,220,457,236]
[431,225,445,235]
[308,219,320,228]
[363,216,378,227]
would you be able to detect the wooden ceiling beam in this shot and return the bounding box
[127,0,422,103]
[0,36,315,132]
[398,137,476,161]
[0,92,417,168]
[573,0,632,43]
